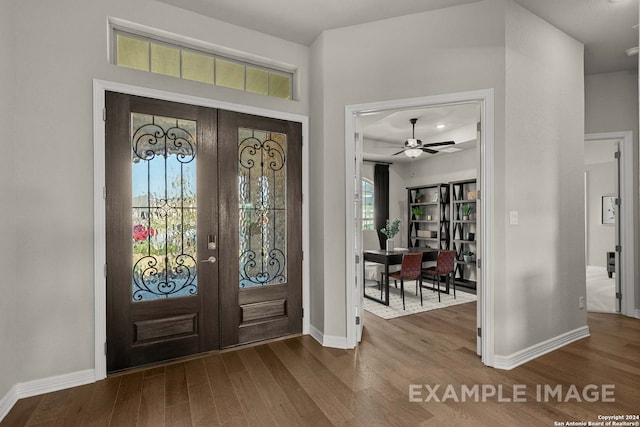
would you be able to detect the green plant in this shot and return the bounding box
[461,204,473,217]
[462,250,474,256]
[380,218,401,239]
[411,207,424,216]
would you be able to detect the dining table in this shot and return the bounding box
[363,247,438,305]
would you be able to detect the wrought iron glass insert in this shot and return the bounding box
[131,113,197,301]
[238,128,287,288]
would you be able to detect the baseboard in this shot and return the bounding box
[635,309,640,319]
[322,334,349,349]
[0,384,18,422]
[493,326,590,370]
[309,323,324,345]
[309,323,349,349]
[0,369,95,422]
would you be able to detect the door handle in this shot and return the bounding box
[200,256,217,263]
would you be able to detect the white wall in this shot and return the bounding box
[310,0,507,338]
[0,0,17,399]
[501,1,586,355]
[9,0,309,384]
[585,70,639,310]
[585,161,615,267]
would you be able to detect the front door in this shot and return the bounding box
[218,110,302,347]
[106,93,302,372]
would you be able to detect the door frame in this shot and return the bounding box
[344,89,495,367]
[92,79,310,380]
[584,131,636,318]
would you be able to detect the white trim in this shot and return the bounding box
[344,89,495,367]
[107,17,298,74]
[309,324,324,345]
[93,79,310,380]
[635,309,640,319]
[16,370,96,399]
[584,132,635,318]
[321,334,350,349]
[0,370,96,422]
[493,327,590,370]
[0,384,18,422]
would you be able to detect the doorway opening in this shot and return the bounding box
[345,89,495,367]
[584,132,636,317]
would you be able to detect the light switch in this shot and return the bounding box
[509,211,518,225]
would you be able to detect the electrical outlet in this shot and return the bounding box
[578,296,585,309]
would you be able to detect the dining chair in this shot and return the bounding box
[387,252,423,310]
[421,250,456,303]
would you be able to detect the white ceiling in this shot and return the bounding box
[158,0,639,74]
[359,103,480,163]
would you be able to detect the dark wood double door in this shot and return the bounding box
[106,92,302,372]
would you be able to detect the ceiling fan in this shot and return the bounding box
[393,118,455,158]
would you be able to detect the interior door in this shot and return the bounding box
[614,143,622,313]
[354,128,364,342]
[106,92,218,372]
[217,110,302,348]
[475,121,482,357]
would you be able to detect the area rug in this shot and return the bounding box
[363,280,477,320]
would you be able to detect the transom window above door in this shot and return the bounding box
[112,29,294,100]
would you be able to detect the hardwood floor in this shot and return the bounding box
[3,303,639,426]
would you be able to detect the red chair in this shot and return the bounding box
[421,250,456,303]
[388,252,423,310]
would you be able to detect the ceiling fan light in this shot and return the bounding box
[405,148,422,158]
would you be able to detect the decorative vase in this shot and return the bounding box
[463,215,469,221]
[386,238,393,251]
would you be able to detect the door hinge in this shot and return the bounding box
[615,198,621,206]
[104,342,107,355]
[354,132,360,141]
[103,108,106,122]
[477,258,481,269]
[356,316,361,326]
[616,292,622,300]
[616,245,622,252]
[355,254,360,264]
[615,151,621,159]
[477,327,481,337]
[476,190,480,200]
[476,122,481,132]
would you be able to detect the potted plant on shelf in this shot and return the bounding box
[461,204,473,221]
[462,250,475,263]
[380,218,401,252]
[411,207,424,217]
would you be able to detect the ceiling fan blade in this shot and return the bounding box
[422,140,455,148]
[392,149,406,156]
[421,148,439,154]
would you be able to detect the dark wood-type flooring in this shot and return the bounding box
[3,303,639,426]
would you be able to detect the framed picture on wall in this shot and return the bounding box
[601,195,616,225]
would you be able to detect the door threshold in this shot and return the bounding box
[107,332,303,377]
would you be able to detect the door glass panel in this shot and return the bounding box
[238,128,287,288]
[131,113,198,301]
